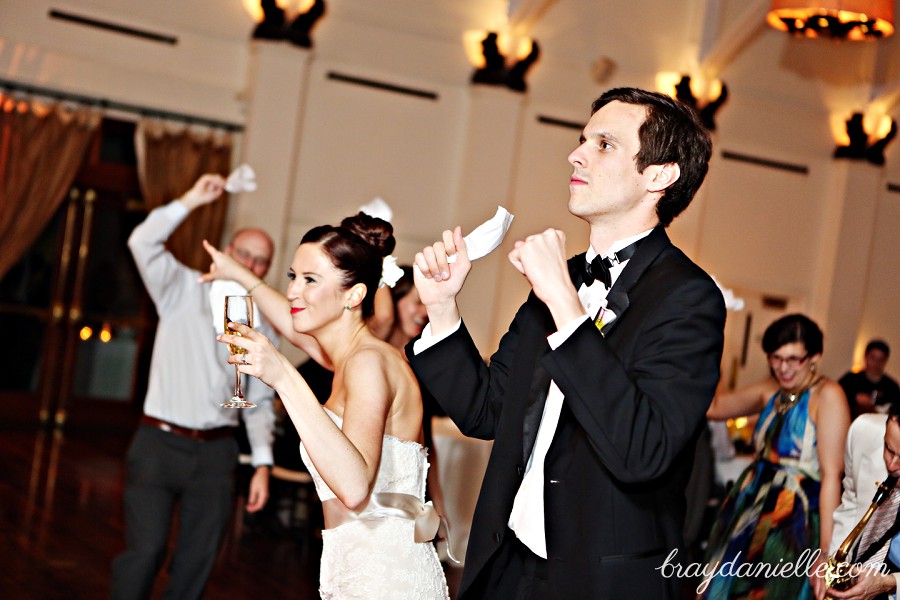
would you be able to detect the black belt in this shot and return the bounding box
[140,415,235,441]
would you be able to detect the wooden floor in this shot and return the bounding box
[0,419,708,599]
[0,422,323,599]
[0,421,464,599]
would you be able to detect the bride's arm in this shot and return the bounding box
[279,348,391,509]
[201,240,330,368]
[222,324,388,510]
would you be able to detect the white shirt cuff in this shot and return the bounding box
[250,446,274,468]
[167,199,190,219]
[413,319,462,355]
[547,315,590,350]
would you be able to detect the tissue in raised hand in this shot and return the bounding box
[224,164,257,193]
[449,206,515,264]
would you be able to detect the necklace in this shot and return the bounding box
[776,375,823,415]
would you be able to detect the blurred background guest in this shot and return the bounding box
[110,174,276,600]
[702,314,850,599]
[840,339,900,419]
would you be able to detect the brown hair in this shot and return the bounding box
[591,87,712,227]
[300,212,395,318]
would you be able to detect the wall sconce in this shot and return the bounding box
[657,73,728,131]
[464,30,540,93]
[833,111,897,165]
[243,0,325,47]
[766,0,894,40]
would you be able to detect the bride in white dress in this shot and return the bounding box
[208,213,449,600]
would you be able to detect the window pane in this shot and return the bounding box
[71,323,137,401]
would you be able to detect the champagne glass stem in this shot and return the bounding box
[223,295,255,408]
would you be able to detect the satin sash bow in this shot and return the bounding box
[365,492,460,564]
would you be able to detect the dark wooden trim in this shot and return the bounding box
[721,150,809,174]
[48,9,178,44]
[326,72,439,100]
[536,115,584,131]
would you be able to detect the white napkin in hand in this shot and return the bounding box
[359,197,393,222]
[210,280,262,335]
[224,164,257,193]
[414,206,515,276]
[455,206,515,262]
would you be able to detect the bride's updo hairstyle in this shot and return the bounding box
[300,212,395,318]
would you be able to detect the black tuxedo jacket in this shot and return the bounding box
[407,227,726,599]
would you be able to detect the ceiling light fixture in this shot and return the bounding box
[766,0,894,40]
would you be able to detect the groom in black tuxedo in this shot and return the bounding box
[408,87,725,599]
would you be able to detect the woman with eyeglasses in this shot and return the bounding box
[699,314,850,600]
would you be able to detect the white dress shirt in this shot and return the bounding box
[128,201,276,467]
[414,229,652,558]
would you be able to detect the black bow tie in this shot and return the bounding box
[582,238,643,288]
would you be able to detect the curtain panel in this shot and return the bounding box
[0,94,100,280]
[134,120,233,272]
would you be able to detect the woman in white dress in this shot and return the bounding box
[209,213,449,600]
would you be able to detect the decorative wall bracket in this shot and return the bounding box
[469,32,540,93]
[674,75,728,131]
[250,0,326,48]
[833,112,897,166]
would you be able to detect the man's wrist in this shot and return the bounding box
[424,302,461,336]
[544,288,587,331]
[178,195,201,212]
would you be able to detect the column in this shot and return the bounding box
[813,161,882,377]
[452,86,526,352]
[232,41,313,282]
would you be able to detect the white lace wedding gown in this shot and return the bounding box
[299,408,450,600]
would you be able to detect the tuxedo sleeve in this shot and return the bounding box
[406,299,532,441]
[543,272,724,483]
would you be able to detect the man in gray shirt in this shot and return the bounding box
[110,174,276,600]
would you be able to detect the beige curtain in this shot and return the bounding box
[134,120,233,272]
[0,94,100,280]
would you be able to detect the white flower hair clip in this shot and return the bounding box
[380,255,404,288]
[359,197,393,223]
[710,275,745,312]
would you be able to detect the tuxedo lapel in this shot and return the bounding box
[521,254,589,461]
[519,235,669,458]
[520,285,561,463]
[600,226,670,336]
[522,361,552,463]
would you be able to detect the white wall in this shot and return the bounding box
[0,1,250,122]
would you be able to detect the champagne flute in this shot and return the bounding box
[223,295,255,408]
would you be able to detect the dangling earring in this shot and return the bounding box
[811,363,818,374]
